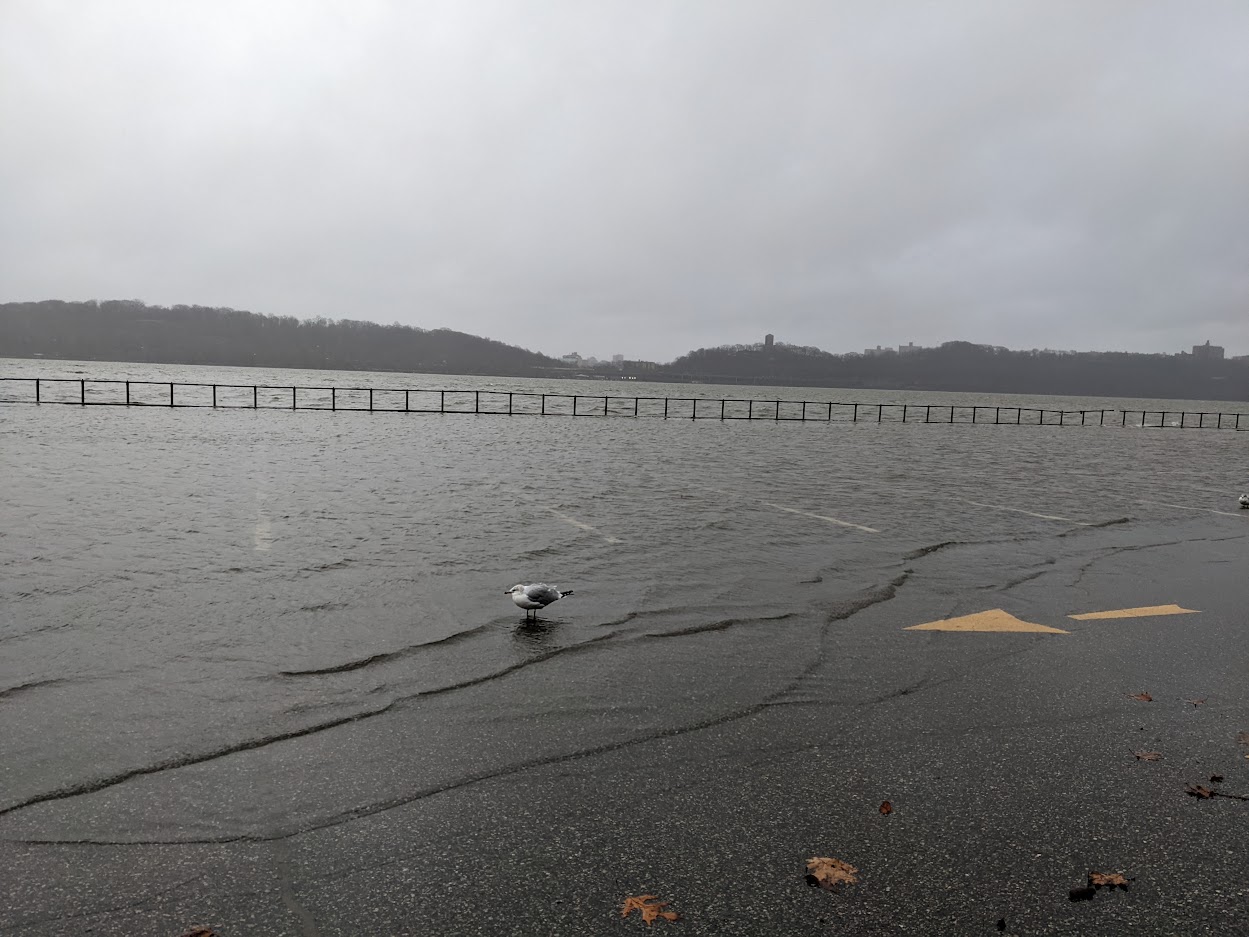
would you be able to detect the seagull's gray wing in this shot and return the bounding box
[524,583,562,605]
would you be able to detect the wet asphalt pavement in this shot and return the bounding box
[4,513,1247,936]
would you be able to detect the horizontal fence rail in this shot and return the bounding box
[1,378,1245,429]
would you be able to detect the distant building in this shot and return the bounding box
[561,352,582,366]
[612,354,625,366]
[863,345,892,356]
[898,341,921,354]
[1192,340,1225,360]
[764,333,774,348]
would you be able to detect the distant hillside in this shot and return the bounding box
[662,340,1249,401]
[0,300,558,376]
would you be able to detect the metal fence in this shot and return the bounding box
[1,377,1244,428]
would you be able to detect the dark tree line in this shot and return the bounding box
[0,300,559,376]
[2,300,1245,399]
[662,340,1249,401]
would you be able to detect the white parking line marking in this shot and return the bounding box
[1136,498,1246,519]
[962,500,1091,525]
[760,502,880,533]
[546,508,623,543]
[254,488,273,552]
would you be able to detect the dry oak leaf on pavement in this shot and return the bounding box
[1127,692,1153,702]
[1133,751,1162,761]
[805,856,860,890]
[178,930,217,937]
[879,800,893,815]
[1089,872,1130,889]
[621,895,679,926]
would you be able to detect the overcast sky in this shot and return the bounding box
[2,1,1246,361]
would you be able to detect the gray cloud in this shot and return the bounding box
[3,0,1246,361]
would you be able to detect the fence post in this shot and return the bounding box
[949,406,954,424]
[1121,410,1127,426]
[925,405,931,423]
[253,386,257,409]
[721,399,726,421]
[903,404,907,423]
[1216,413,1222,429]
[573,396,578,417]
[827,402,833,421]
[1016,408,1022,425]
[691,398,696,420]
[475,391,480,414]
[603,395,608,416]
[440,390,445,413]
[170,383,175,407]
[633,397,639,418]
[775,400,780,421]
[126,381,130,406]
[663,398,668,419]
[1081,410,1086,426]
[35,378,40,404]
[971,406,977,424]
[508,392,513,415]
[748,399,753,420]
[994,406,999,423]
[80,379,85,406]
[541,394,546,415]
[852,403,858,422]
[332,387,336,411]
[1180,412,1185,428]
[293,387,297,411]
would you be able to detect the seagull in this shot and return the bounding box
[1240,494,1249,509]
[506,583,574,620]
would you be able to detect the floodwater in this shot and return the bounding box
[0,358,1245,846]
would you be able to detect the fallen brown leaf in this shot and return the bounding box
[879,800,893,815]
[178,930,216,937]
[1127,692,1153,702]
[1089,871,1130,889]
[621,895,679,926]
[1186,784,1215,799]
[1238,730,1249,746]
[805,856,859,890]
[1133,751,1162,761]
[1186,698,1207,706]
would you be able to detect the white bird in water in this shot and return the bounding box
[1239,494,1249,509]
[506,583,574,620]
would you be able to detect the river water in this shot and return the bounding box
[0,358,1245,846]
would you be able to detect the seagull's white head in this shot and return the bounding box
[506,583,526,595]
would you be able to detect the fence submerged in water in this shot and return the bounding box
[1,377,1245,429]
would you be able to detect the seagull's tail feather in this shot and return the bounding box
[559,590,575,598]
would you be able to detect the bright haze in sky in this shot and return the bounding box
[2,1,1246,362]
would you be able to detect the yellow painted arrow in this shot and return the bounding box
[1068,604,1198,620]
[905,608,1069,633]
